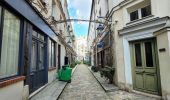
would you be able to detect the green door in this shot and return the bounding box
[131,39,161,95]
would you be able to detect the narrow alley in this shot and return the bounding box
[58,64,112,100]
[1,0,170,100]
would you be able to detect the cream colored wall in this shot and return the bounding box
[151,0,170,18]
[112,8,126,88]
[48,69,57,83]
[0,81,24,100]
[155,29,170,99]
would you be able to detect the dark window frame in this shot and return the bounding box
[130,10,139,21]
[141,5,151,18]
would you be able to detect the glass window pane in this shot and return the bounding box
[49,40,51,67]
[51,42,54,67]
[145,42,153,67]
[135,43,142,67]
[32,30,37,37]
[130,10,139,21]
[0,10,20,78]
[31,42,37,71]
[49,40,55,68]
[141,5,151,18]
[39,44,45,70]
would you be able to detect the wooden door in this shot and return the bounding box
[30,39,45,93]
[131,39,161,95]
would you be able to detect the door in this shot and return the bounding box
[131,39,161,95]
[30,39,46,93]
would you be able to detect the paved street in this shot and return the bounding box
[58,64,159,100]
[58,64,112,100]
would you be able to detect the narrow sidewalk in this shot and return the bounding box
[88,66,160,100]
[30,80,67,100]
[30,65,78,100]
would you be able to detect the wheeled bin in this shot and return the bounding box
[58,65,72,82]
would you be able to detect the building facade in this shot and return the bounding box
[0,0,75,100]
[88,0,170,99]
[76,36,88,61]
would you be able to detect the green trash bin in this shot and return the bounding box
[58,65,72,82]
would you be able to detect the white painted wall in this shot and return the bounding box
[60,44,66,67]
[48,69,57,83]
[0,81,24,100]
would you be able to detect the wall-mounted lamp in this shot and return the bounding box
[96,24,104,31]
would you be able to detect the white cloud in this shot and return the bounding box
[68,0,92,20]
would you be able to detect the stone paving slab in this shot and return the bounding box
[88,66,119,92]
[30,80,67,100]
[108,90,160,100]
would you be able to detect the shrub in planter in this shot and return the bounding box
[99,67,115,83]
[70,62,77,68]
[91,66,98,72]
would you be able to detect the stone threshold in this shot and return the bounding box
[87,66,119,92]
[29,84,49,98]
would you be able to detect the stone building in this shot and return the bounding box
[0,0,75,99]
[88,0,170,99]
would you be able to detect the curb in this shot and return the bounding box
[56,64,79,100]
[87,66,119,92]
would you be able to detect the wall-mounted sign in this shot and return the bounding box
[97,42,104,48]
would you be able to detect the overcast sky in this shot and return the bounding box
[67,0,92,38]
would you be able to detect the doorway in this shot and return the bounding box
[130,38,161,95]
[29,32,46,93]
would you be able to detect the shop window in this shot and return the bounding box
[0,9,20,79]
[141,5,151,18]
[49,39,55,68]
[130,10,139,21]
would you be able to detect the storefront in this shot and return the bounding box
[0,0,58,99]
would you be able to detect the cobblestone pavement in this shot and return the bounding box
[58,64,112,100]
[58,64,160,100]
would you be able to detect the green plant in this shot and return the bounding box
[99,66,115,83]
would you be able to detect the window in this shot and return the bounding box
[0,9,20,79]
[129,5,152,22]
[144,42,153,67]
[141,5,151,18]
[52,0,57,19]
[130,10,139,21]
[135,43,142,67]
[49,39,55,68]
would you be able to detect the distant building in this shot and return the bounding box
[76,36,88,61]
